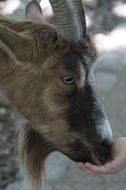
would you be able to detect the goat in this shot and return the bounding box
[0,1,112,190]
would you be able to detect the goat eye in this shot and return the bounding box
[61,76,75,85]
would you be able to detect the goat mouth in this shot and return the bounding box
[66,151,108,166]
[86,153,103,165]
[80,151,111,165]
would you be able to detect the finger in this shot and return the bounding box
[77,163,102,176]
[84,161,118,175]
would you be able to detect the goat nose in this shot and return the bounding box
[97,119,113,144]
[100,139,111,150]
[98,138,112,163]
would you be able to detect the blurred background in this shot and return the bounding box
[0,0,126,190]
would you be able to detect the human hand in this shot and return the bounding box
[77,137,126,176]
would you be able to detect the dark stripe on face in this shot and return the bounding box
[67,83,105,133]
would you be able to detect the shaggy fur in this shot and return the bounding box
[0,2,112,190]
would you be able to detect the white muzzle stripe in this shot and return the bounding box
[97,119,112,143]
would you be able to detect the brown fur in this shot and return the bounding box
[0,15,96,123]
[18,123,53,190]
[0,3,112,190]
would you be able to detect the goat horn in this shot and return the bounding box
[48,0,86,43]
[72,0,87,39]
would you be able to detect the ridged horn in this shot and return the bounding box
[72,0,87,39]
[48,0,86,43]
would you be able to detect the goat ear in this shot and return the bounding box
[25,1,43,21]
[0,24,30,62]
